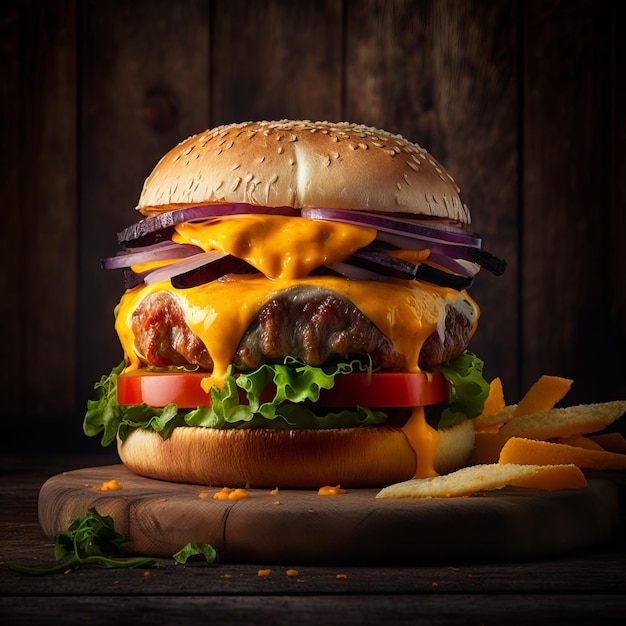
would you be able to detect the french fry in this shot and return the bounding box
[482,378,506,415]
[376,463,586,498]
[588,432,626,454]
[499,401,626,440]
[554,434,604,451]
[499,437,626,470]
[473,405,517,432]
[513,375,573,417]
[468,431,509,465]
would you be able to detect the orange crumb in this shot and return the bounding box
[213,487,232,500]
[258,569,271,577]
[270,488,279,495]
[273,501,281,506]
[97,479,122,492]
[228,488,251,500]
[198,492,209,499]
[318,485,346,496]
[336,573,348,579]
[143,571,150,577]
[286,569,299,577]
[223,573,232,579]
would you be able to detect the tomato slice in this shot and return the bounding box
[317,371,447,407]
[117,370,448,409]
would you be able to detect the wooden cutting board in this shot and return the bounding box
[38,464,619,564]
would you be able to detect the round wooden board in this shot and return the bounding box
[38,464,619,565]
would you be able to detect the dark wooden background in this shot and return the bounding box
[1,0,624,453]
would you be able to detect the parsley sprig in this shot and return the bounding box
[6,508,158,575]
[7,509,219,575]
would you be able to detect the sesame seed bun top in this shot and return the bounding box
[136,120,470,225]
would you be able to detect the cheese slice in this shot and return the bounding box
[115,213,479,383]
[401,406,440,478]
[172,214,376,279]
[116,274,470,382]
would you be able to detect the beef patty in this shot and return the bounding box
[130,287,472,372]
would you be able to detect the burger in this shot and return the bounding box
[84,119,505,488]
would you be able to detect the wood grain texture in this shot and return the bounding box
[2,1,77,415]
[3,594,626,626]
[344,0,519,396]
[38,464,619,564]
[608,0,626,404]
[3,454,626,624]
[78,0,210,409]
[211,0,343,125]
[1,0,624,443]
[521,1,619,404]
[0,4,21,412]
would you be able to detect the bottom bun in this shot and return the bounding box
[117,420,475,488]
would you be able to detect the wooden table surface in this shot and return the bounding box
[2,451,626,625]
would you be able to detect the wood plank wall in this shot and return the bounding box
[1,0,624,450]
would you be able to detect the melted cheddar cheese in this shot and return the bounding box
[115,273,473,382]
[172,214,376,279]
[115,213,479,380]
[401,407,440,478]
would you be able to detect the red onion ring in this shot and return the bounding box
[143,251,228,285]
[118,203,300,244]
[101,241,203,270]
[302,207,481,247]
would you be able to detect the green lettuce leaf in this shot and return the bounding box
[83,352,491,447]
[83,359,387,447]
[83,361,186,446]
[434,352,490,428]
[173,542,219,566]
[185,358,386,429]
